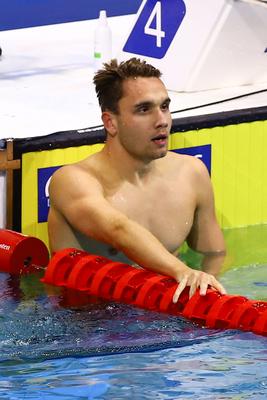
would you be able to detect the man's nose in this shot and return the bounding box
[154,108,169,128]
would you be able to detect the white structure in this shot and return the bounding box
[120,0,267,91]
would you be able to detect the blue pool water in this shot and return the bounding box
[0,226,267,399]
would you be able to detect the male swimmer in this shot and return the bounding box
[48,58,226,302]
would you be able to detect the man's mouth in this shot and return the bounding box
[151,134,168,145]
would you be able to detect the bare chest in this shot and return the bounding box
[106,181,196,252]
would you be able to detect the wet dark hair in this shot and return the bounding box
[93,58,162,114]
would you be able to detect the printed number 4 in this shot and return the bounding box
[144,1,165,48]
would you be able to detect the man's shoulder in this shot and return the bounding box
[52,155,98,181]
[165,151,210,182]
[166,150,203,169]
[50,157,103,196]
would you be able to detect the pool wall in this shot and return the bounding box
[16,106,267,247]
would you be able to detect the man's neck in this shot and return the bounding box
[101,142,158,184]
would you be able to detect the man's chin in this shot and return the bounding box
[154,149,168,159]
[136,149,168,163]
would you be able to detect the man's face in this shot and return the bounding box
[113,77,172,163]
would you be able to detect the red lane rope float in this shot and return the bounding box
[0,229,49,274]
[42,248,267,336]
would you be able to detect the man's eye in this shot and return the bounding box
[138,106,149,113]
[161,103,170,111]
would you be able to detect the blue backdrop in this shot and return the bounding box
[0,0,142,31]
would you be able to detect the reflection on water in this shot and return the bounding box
[0,225,266,399]
[221,264,267,301]
[0,276,209,363]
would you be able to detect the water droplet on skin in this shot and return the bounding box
[118,194,126,203]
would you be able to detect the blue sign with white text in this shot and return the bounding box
[38,166,61,223]
[123,0,186,59]
[172,144,212,174]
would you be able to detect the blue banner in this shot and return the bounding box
[172,144,212,174]
[0,0,142,31]
[38,166,61,223]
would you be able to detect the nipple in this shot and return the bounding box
[108,247,118,256]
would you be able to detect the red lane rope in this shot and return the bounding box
[135,275,168,307]
[42,248,267,337]
[67,254,102,290]
[113,269,142,300]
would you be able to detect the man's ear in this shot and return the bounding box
[102,112,117,137]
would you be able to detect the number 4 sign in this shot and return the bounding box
[123,0,186,59]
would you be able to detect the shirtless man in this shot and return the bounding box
[48,58,226,301]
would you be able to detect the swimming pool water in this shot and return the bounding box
[0,225,267,399]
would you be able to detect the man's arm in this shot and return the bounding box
[49,164,226,300]
[186,158,226,276]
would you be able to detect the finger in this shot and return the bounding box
[210,279,227,295]
[189,277,199,298]
[199,280,208,296]
[172,278,187,303]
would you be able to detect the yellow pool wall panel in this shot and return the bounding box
[21,143,104,247]
[170,120,267,228]
[21,120,267,247]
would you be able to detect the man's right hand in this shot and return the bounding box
[173,267,226,303]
